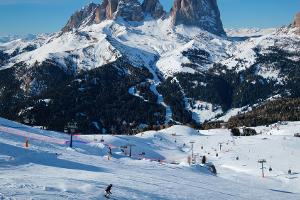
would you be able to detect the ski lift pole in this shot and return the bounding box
[128,144,136,157]
[258,159,267,178]
[65,121,78,148]
[219,142,223,151]
[190,141,195,159]
[70,132,73,148]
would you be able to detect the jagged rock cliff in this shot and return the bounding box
[63,0,224,36]
[142,0,165,19]
[62,3,101,32]
[115,0,144,21]
[170,0,225,36]
[62,0,145,32]
[292,12,300,35]
[293,12,300,27]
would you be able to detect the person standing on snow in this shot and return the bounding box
[105,184,113,197]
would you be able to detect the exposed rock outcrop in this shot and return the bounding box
[63,0,225,35]
[170,0,225,36]
[62,3,101,32]
[105,0,119,20]
[115,0,144,21]
[142,0,165,19]
[292,12,300,35]
[62,0,144,32]
[293,12,300,27]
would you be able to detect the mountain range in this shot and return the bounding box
[0,0,300,134]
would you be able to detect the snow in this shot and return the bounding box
[1,117,300,199]
[128,86,148,102]
[149,81,173,123]
[256,64,283,83]
[189,101,223,123]
[2,19,300,83]
[1,18,225,76]
[2,19,299,121]
[216,107,247,122]
[0,34,43,44]
[226,28,276,38]
[1,19,300,199]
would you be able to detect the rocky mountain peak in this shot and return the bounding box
[170,0,225,36]
[62,3,101,32]
[62,0,145,32]
[115,0,144,21]
[105,0,119,19]
[142,0,165,19]
[293,12,300,28]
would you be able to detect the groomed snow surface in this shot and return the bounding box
[0,118,300,199]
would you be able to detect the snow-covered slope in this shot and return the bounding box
[1,21,300,128]
[222,27,300,71]
[1,2,300,132]
[226,28,276,38]
[0,34,41,44]
[1,117,300,199]
[1,18,228,76]
[3,19,299,79]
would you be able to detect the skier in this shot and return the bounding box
[269,167,272,172]
[24,139,29,148]
[105,184,113,198]
[201,155,206,164]
[108,147,112,155]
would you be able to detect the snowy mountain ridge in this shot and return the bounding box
[3,20,299,76]
[1,1,299,77]
[0,1,300,133]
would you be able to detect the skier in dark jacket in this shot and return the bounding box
[105,184,113,197]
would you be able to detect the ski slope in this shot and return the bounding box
[0,117,300,199]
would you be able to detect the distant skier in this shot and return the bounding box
[201,155,206,164]
[108,147,112,155]
[209,164,217,175]
[105,184,113,198]
[269,167,272,172]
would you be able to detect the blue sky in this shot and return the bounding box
[0,0,299,36]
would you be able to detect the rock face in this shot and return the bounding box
[142,0,165,19]
[62,0,225,35]
[293,12,300,27]
[105,0,119,20]
[62,3,101,32]
[115,0,144,21]
[170,0,225,36]
[62,0,144,32]
[292,12,300,35]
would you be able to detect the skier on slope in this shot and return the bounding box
[105,184,113,198]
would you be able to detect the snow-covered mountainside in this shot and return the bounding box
[0,34,42,44]
[0,0,300,133]
[1,117,300,199]
[226,28,276,38]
